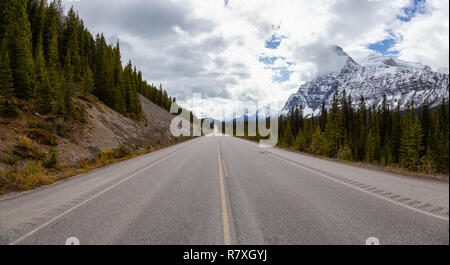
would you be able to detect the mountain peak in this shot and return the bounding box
[360,53,428,70]
[282,47,449,116]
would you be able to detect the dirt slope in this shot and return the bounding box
[0,94,178,170]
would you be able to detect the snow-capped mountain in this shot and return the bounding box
[231,105,279,122]
[282,46,449,116]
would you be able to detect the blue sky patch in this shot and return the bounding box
[398,0,426,22]
[265,35,282,49]
[368,38,399,56]
[265,34,287,49]
[259,56,283,64]
[368,0,425,55]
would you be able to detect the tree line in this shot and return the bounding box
[275,91,449,174]
[0,0,174,120]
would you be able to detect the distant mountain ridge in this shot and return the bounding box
[282,46,449,116]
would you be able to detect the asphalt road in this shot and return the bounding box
[0,136,448,245]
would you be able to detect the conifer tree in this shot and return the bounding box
[310,126,327,155]
[282,118,294,147]
[325,90,344,157]
[0,40,18,116]
[82,65,94,96]
[3,0,34,99]
[62,49,74,116]
[399,103,424,170]
[33,36,52,113]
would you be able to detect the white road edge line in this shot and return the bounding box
[237,137,449,222]
[9,137,202,245]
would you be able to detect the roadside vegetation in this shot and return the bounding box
[0,137,192,195]
[240,91,449,177]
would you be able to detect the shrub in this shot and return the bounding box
[0,98,20,117]
[27,116,52,131]
[337,145,353,161]
[13,136,46,160]
[0,160,52,194]
[44,147,58,169]
[99,149,115,160]
[78,95,95,103]
[0,154,18,166]
[27,128,57,146]
[72,104,87,124]
[95,103,105,113]
[55,120,70,138]
[114,143,131,158]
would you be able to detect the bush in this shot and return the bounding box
[0,98,20,117]
[98,144,131,160]
[99,149,115,160]
[0,154,18,166]
[27,116,52,131]
[27,128,58,146]
[72,104,87,124]
[13,136,46,160]
[44,147,58,169]
[78,95,95,103]
[337,145,353,161]
[0,160,52,193]
[95,103,105,113]
[114,143,131,158]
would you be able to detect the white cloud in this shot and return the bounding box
[63,0,447,119]
[391,0,449,72]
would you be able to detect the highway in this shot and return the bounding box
[0,136,448,245]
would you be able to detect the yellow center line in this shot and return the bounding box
[222,158,228,178]
[217,139,231,245]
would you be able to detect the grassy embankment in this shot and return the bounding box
[0,135,193,195]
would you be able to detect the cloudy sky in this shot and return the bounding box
[64,0,449,119]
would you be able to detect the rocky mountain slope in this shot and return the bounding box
[282,46,449,116]
[0,94,179,170]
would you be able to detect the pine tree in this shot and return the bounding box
[420,100,431,154]
[33,36,52,113]
[399,103,424,171]
[28,0,46,58]
[82,65,94,96]
[325,90,344,157]
[319,101,327,132]
[310,125,328,155]
[294,129,307,151]
[3,0,34,99]
[365,128,379,163]
[112,41,125,113]
[282,118,294,147]
[43,0,60,69]
[380,93,391,148]
[433,100,449,173]
[62,49,74,116]
[354,95,367,161]
[62,7,82,81]
[0,40,18,116]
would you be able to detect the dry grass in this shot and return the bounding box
[13,136,46,160]
[0,137,193,195]
[240,137,449,181]
[27,128,58,146]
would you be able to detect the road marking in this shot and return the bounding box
[236,137,449,222]
[222,159,229,179]
[217,139,231,245]
[9,138,202,245]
